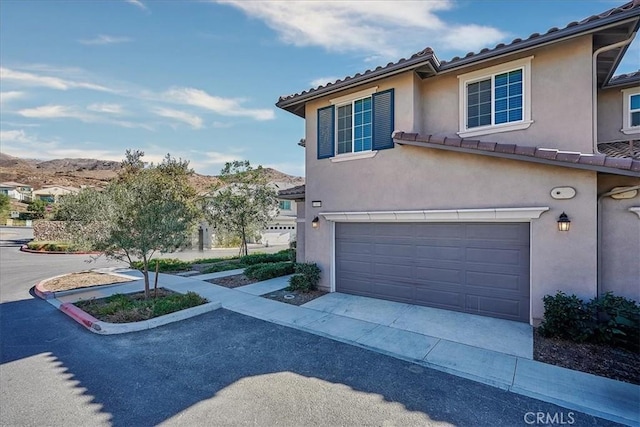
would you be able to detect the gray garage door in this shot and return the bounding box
[335,222,530,322]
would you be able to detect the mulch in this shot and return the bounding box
[533,329,640,385]
[262,289,328,306]
[207,274,259,288]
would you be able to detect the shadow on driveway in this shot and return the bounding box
[0,297,618,427]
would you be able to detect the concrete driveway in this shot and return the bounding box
[0,227,620,426]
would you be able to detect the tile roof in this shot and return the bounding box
[598,140,640,159]
[276,1,640,113]
[392,132,640,177]
[605,70,640,87]
[278,184,306,199]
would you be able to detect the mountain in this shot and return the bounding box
[0,153,304,193]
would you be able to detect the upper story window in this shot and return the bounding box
[622,88,640,135]
[317,87,394,162]
[458,57,533,138]
[279,200,291,210]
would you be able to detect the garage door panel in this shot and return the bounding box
[336,222,530,322]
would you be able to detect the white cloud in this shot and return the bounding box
[18,105,91,121]
[0,67,112,92]
[212,121,233,128]
[87,103,124,114]
[165,87,275,121]
[0,91,25,105]
[309,76,341,88]
[126,0,148,11]
[153,107,204,129]
[0,130,59,156]
[79,35,132,45]
[440,25,506,52]
[216,0,508,58]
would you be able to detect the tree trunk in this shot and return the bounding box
[154,260,159,299]
[142,255,150,299]
[240,225,248,256]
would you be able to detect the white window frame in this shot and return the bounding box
[457,56,533,138]
[330,86,379,162]
[621,87,640,135]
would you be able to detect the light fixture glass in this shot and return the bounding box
[557,212,571,231]
[311,216,320,229]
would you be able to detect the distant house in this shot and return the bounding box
[32,185,80,203]
[260,181,302,246]
[0,182,32,202]
[276,1,640,325]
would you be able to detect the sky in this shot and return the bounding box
[1,0,638,177]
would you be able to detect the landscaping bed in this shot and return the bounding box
[40,271,134,292]
[207,274,259,288]
[75,289,208,323]
[534,329,640,385]
[262,289,328,306]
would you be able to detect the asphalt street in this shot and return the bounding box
[0,227,619,426]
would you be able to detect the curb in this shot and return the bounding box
[20,245,101,255]
[34,271,138,300]
[56,301,221,334]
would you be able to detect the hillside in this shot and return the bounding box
[0,153,303,193]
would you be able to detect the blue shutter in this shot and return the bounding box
[317,106,335,159]
[372,89,394,150]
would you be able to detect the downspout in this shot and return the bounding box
[597,185,640,296]
[592,32,636,152]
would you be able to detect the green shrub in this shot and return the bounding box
[240,250,293,265]
[244,261,295,281]
[587,292,640,351]
[130,258,192,272]
[203,261,246,273]
[538,292,592,342]
[152,292,208,317]
[27,240,79,252]
[287,262,321,292]
[539,291,640,351]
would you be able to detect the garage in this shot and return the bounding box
[335,222,530,322]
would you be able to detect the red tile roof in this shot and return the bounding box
[392,132,640,177]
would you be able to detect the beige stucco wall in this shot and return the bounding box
[303,119,598,321]
[598,175,640,302]
[597,86,634,143]
[420,35,594,152]
[296,200,305,263]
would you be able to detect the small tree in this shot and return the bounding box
[0,194,10,216]
[205,160,278,256]
[27,199,48,219]
[59,151,200,298]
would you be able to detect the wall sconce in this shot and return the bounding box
[557,212,571,232]
[312,216,320,229]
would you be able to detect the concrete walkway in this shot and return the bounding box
[44,269,640,426]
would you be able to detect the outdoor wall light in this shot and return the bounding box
[557,212,571,232]
[312,216,320,229]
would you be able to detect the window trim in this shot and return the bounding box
[457,56,533,138]
[621,87,640,135]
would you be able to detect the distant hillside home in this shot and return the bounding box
[32,185,80,203]
[0,182,33,202]
[276,1,640,326]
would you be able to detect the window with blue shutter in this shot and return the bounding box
[316,88,394,158]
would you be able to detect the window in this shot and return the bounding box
[458,57,532,138]
[337,97,372,154]
[279,200,291,210]
[622,88,640,134]
[632,95,640,127]
[317,87,394,161]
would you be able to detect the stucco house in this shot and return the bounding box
[0,182,33,202]
[276,1,640,325]
[32,185,80,203]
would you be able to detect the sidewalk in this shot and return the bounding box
[41,269,640,426]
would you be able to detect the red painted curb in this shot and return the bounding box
[20,245,101,255]
[60,303,101,331]
[34,279,54,300]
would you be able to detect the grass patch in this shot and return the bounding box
[27,240,80,252]
[75,289,208,323]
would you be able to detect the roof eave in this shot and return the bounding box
[276,56,438,118]
[394,139,640,178]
